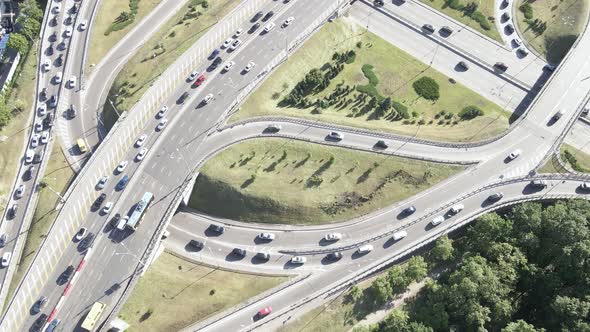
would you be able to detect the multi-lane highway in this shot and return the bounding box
[2,0,590,330]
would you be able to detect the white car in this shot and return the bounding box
[102,202,113,214]
[264,22,275,32]
[25,150,34,163]
[135,134,148,147]
[324,233,342,241]
[97,175,109,189]
[40,132,49,144]
[31,134,40,148]
[54,72,62,84]
[222,38,233,48]
[187,70,199,81]
[136,148,148,161]
[291,256,307,264]
[357,244,373,254]
[392,230,408,241]
[203,94,213,104]
[431,216,444,226]
[79,19,88,31]
[35,122,43,132]
[580,182,590,190]
[234,28,243,37]
[157,106,168,118]
[52,5,60,14]
[38,105,47,117]
[518,47,529,56]
[64,26,73,38]
[75,227,87,241]
[42,59,51,71]
[508,149,521,160]
[1,252,11,267]
[258,232,275,241]
[229,39,242,51]
[223,61,235,71]
[15,185,25,199]
[116,160,128,173]
[244,61,255,72]
[449,204,464,214]
[68,76,77,88]
[156,118,168,131]
[283,16,295,26]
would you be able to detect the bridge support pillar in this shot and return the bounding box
[180,172,199,207]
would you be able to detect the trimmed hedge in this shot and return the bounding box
[412,77,440,101]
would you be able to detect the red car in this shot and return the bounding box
[258,306,272,318]
[192,74,206,88]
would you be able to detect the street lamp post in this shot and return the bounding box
[108,95,121,118]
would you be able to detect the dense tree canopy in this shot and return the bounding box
[403,200,590,332]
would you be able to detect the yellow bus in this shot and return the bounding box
[81,301,106,331]
[76,138,88,153]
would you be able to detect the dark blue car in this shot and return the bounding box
[116,175,129,191]
[209,48,220,60]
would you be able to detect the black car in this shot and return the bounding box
[49,32,57,42]
[177,92,190,104]
[262,11,274,22]
[68,104,77,118]
[110,213,121,227]
[32,314,48,332]
[251,11,263,22]
[92,193,106,210]
[33,153,42,164]
[403,206,416,215]
[47,44,54,55]
[48,95,57,108]
[56,54,63,66]
[210,56,223,69]
[32,296,48,314]
[494,62,508,72]
[70,4,78,14]
[374,0,384,6]
[327,252,343,261]
[440,25,453,36]
[0,234,6,248]
[64,15,72,25]
[422,24,435,33]
[488,192,504,201]
[256,252,270,261]
[233,248,246,257]
[25,166,35,180]
[210,224,225,234]
[43,113,53,128]
[188,239,204,249]
[40,88,47,100]
[375,140,389,149]
[59,265,74,284]
[249,22,261,34]
[80,232,95,250]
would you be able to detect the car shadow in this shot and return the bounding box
[423,222,437,231]
[225,252,245,262]
[184,243,203,252]
[318,238,335,247]
[504,26,514,36]
[320,255,341,265]
[204,226,223,237]
[546,117,559,127]
[104,282,121,296]
[352,251,370,260]
[250,255,269,265]
[522,184,546,195]
[283,261,304,270]
[454,63,468,72]
[253,237,270,245]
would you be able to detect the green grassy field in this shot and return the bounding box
[188,138,464,225]
[231,19,509,143]
[561,143,590,173]
[86,0,163,72]
[118,252,287,332]
[537,155,566,174]
[5,145,74,304]
[0,42,39,219]
[417,0,502,42]
[104,0,238,129]
[515,0,590,63]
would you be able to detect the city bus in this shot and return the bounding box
[81,301,106,331]
[76,138,88,153]
[126,192,154,230]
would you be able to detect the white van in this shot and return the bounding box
[357,244,373,254]
[25,150,34,164]
[431,216,444,226]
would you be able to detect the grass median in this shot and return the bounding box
[515,0,590,63]
[86,0,163,73]
[231,19,509,143]
[560,143,590,173]
[5,144,74,305]
[118,251,288,331]
[188,138,464,225]
[416,0,502,42]
[104,0,238,129]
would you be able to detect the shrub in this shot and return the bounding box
[361,64,379,86]
[392,101,409,119]
[520,3,533,20]
[471,11,491,30]
[459,105,484,120]
[412,77,440,101]
[356,41,362,48]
